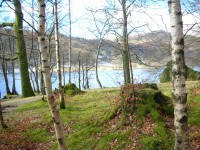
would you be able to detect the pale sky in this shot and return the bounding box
[0,0,199,39]
[69,0,199,39]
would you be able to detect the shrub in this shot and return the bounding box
[63,83,82,96]
[160,61,200,83]
[66,89,75,96]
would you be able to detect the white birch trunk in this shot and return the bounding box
[37,0,66,149]
[68,0,72,83]
[54,0,66,109]
[168,0,190,149]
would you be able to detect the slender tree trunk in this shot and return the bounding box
[78,51,81,89]
[30,72,36,92]
[9,38,18,95]
[47,28,54,76]
[37,0,66,149]
[30,6,40,95]
[2,59,11,95]
[122,0,130,84]
[0,100,8,128]
[82,66,85,89]
[34,59,40,94]
[63,49,65,85]
[11,59,18,95]
[39,51,45,96]
[128,50,134,84]
[95,40,103,88]
[85,60,89,89]
[54,0,66,109]
[13,0,34,97]
[68,0,72,83]
[168,0,190,149]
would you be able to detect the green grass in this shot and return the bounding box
[23,128,51,143]
[2,82,200,149]
[13,88,128,150]
[95,130,131,150]
[158,81,200,125]
[188,94,200,125]
[16,100,49,112]
[158,81,200,97]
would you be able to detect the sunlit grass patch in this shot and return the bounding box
[23,128,52,143]
[16,100,48,112]
[188,94,200,125]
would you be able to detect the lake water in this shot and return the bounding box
[0,68,163,98]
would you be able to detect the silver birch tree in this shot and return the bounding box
[68,0,72,83]
[54,0,66,109]
[37,0,66,149]
[168,0,190,149]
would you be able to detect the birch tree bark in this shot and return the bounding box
[54,0,66,109]
[168,0,190,149]
[68,0,72,83]
[37,0,66,149]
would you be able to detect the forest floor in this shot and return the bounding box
[0,81,200,150]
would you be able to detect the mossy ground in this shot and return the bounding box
[0,81,200,149]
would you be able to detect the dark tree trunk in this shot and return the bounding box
[54,0,66,109]
[0,96,8,128]
[62,50,65,85]
[11,60,18,95]
[78,51,81,89]
[85,60,89,89]
[2,59,11,95]
[34,59,40,94]
[95,40,103,88]
[82,66,85,89]
[13,0,34,97]
[122,0,130,84]
[8,36,18,95]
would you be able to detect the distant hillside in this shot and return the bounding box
[0,29,199,70]
[129,30,200,67]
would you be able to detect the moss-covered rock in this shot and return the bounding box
[63,83,82,96]
[160,62,200,83]
[142,83,158,90]
[120,84,173,126]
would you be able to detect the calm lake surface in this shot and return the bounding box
[0,68,163,98]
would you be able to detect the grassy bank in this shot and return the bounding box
[0,81,200,149]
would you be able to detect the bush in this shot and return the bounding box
[142,83,158,90]
[66,89,75,96]
[63,83,82,96]
[160,61,200,83]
